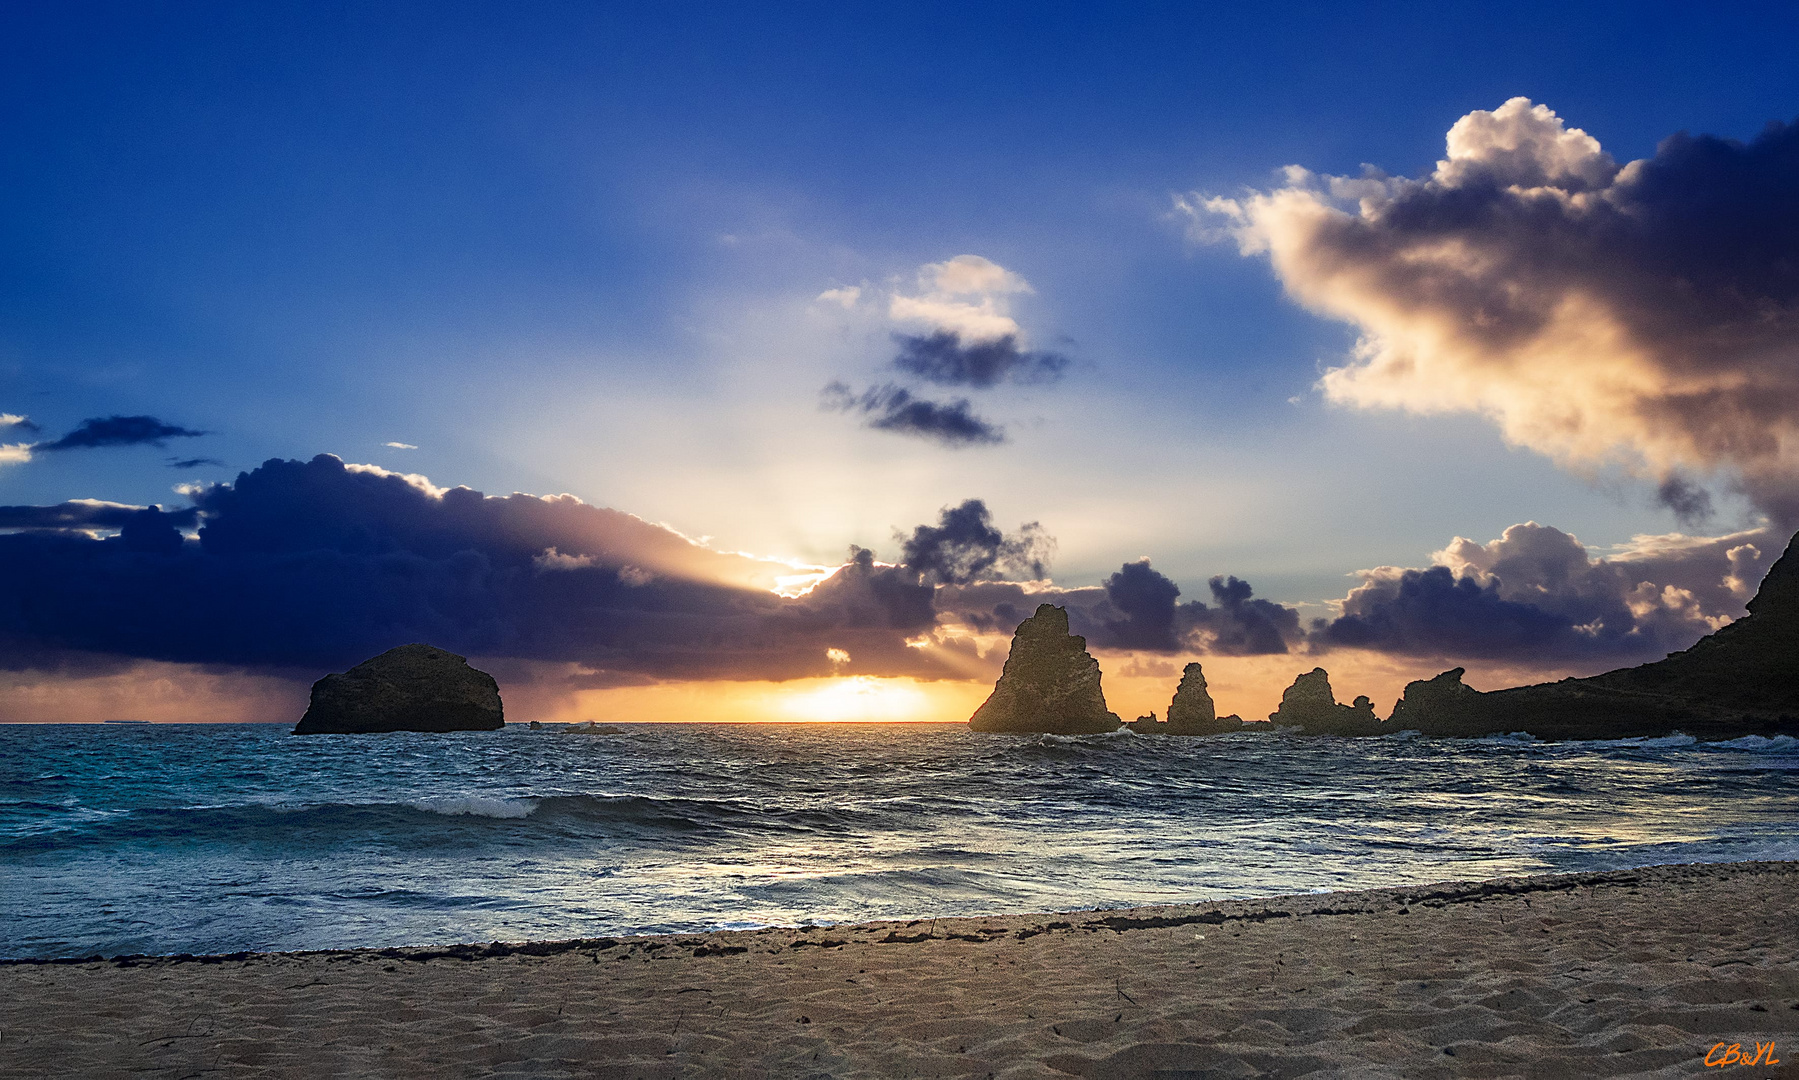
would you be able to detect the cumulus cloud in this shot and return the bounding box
[0,444,30,466]
[37,415,207,451]
[937,558,1301,657]
[821,381,1005,447]
[1315,522,1777,663]
[888,254,1032,342]
[1181,575,1302,655]
[898,499,1053,585]
[1195,98,1799,524]
[0,454,976,682]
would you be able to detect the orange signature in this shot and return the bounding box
[1705,1041,1780,1067]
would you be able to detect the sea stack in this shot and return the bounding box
[1389,530,1799,741]
[969,604,1123,734]
[1164,662,1242,734]
[294,644,505,735]
[1268,668,1382,735]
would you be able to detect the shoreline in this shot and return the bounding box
[5,860,1795,1077]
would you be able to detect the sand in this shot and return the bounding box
[2,861,1795,1078]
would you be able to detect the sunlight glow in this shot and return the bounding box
[780,676,932,723]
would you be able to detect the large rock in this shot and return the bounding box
[969,604,1122,734]
[294,644,505,735]
[1164,662,1242,734]
[1389,530,1799,740]
[1268,668,1382,735]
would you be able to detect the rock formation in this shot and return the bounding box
[968,604,1123,734]
[1164,662,1242,734]
[293,644,505,735]
[1389,530,1799,741]
[1268,668,1383,736]
[1125,711,1164,733]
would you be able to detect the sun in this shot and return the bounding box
[779,676,933,723]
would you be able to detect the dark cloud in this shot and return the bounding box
[1208,98,1799,525]
[38,415,206,451]
[889,331,1068,389]
[168,457,227,470]
[1180,575,1300,655]
[822,382,1004,447]
[1656,475,1714,527]
[0,454,966,681]
[941,560,1300,657]
[898,499,1052,585]
[1097,559,1181,651]
[0,500,198,531]
[1313,523,1773,663]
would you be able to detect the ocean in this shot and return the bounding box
[3,722,1797,960]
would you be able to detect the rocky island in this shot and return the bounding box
[293,644,505,735]
[974,530,1799,742]
[1386,529,1799,741]
[968,604,1122,733]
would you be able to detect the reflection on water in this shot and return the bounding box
[2,722,1796,958]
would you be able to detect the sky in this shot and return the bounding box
[3,2,1797,723]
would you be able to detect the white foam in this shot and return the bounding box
[404,796,539,819]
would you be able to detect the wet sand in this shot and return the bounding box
[2,861,1795,1078]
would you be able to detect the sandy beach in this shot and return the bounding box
[0,861,1793,1078]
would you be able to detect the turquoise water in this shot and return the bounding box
[3,722,1797,959]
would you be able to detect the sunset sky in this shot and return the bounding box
[4,3,1797,724]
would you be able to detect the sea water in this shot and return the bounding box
[3,722,1797,960]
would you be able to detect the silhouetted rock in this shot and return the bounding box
[293,644,504,735]
[969,604,1123,734]
[1125,711,1165,733]
[1268,668,1384,735]
[1164,662,1242,734]
[1390,531,1799,741]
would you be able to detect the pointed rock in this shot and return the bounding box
[969,605,1122,734]
[1269,667,1382,735]
[1165,662,1241,734]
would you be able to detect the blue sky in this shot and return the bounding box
[3,2,1797,720]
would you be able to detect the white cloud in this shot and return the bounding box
[383,441,418,450]
[816,286,862,309]
[1193,98,1799,524]
[887,254,1033,343]
[0,444,30,466]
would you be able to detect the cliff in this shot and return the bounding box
[1389,530,1799,740]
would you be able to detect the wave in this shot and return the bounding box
[403,796,539,819]
[0,790,895,856]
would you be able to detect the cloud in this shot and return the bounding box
[816,286,862,309]
[1656,474,1714,526]
[888,255,1032,342]
[890,331,1068,389]
[168,457,227,470]
[1,414,39,433]
[0,499,199,531]
[383,441,418,450]
[1097,558,1182,650]
[0,445,30,466]
[0,454,980,683]
[897,499,1053,585]
[937,558,1301,657]
[1180,575,1301,655]
[1314,522,1776,663]
[38,415,206,451]
[1196,98,1799,524]
[821,382,1005,447]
